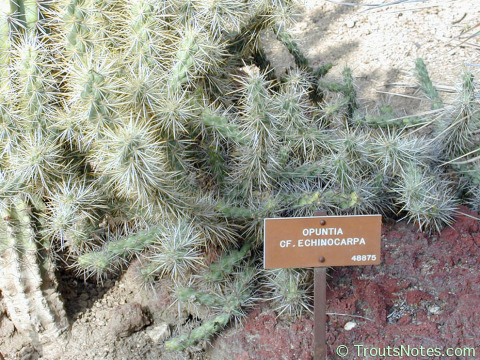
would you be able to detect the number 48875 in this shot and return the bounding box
[351,254,376,261]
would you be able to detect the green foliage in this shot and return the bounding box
[165,313,230,351]
[355,104,424,128]
[167,253,257,351]
[203,242,252,283]
[415,60,480,209]
[1,0,478,353]
[76,225,165,279]
[415,58,443,110]
[0,197,36,257]
[276,27,310,70]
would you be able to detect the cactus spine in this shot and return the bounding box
[166,247,256,351]
[0,0,69,351]
[0,197,69,348]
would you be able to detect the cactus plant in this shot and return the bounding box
[0,197,69,349]
[0,0,478,355]
[262,268,313,318]
[167,249,257,351]
[414,60,480,211]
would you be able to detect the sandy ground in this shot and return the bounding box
[265,0,480,112]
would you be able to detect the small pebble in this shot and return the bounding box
[345,17,357,28]
[146,323,171,343]
[428,305,441,315]
[344,321,356,331]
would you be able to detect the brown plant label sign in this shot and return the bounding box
[264,215,382,269]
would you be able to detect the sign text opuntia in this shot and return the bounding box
[264,215,381,269]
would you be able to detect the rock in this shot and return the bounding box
[343,321,356,331]
[107,303,150,338]
[146,322,170,343]
[428,305,441,315]
[397,315,411,325]
[406,289,434,305]
[16,344,37,360]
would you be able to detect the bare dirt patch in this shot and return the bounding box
[265,0,479,111]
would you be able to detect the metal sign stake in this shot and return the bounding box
[314,267,326,360]
[314,210,327,360]
[263,212,381,360]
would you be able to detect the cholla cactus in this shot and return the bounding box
[414,60,479,217]
[0,197,69,348]
[167,247,257,351]
[262,268,313,317]
[0,0,477,354]
[394,163,457,233]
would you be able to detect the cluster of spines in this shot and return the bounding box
[415,60,479,217]
[394,163,457,232]
[262,268,312,318]
[0,196,69,343]
[165,247,256,351]
[435,72,480,160]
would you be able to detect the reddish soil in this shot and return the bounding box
[210,206,480,359]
